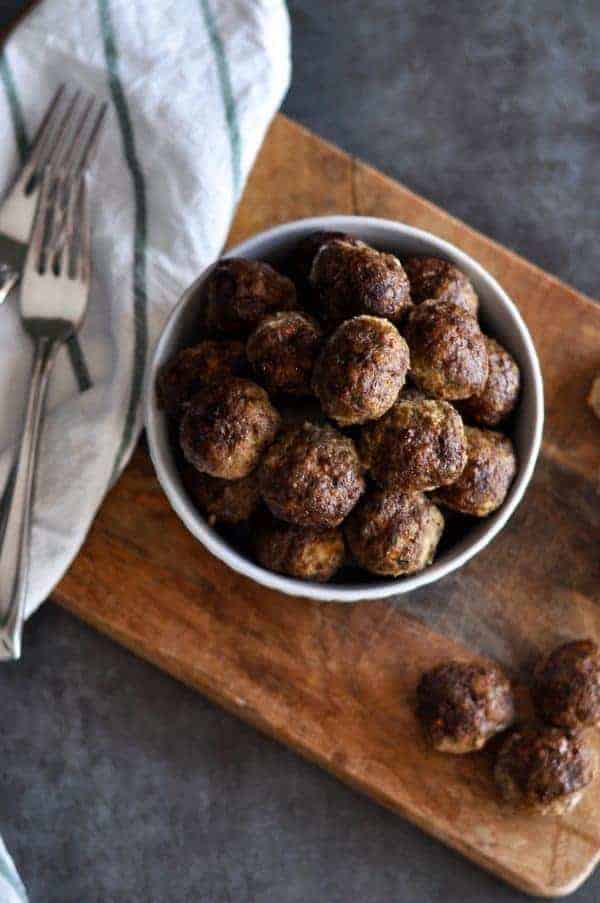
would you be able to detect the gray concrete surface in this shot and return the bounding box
[1,1,599,901]
[287,0,600,298]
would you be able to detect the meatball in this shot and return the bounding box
[459,337,520,427]
[310,239,412,324]
[588,373,600,420]
[180,378,280,480]
[434,426,516,517]
[255,519,345,582]
[205,258,297,336]
[344,489,444,577]
[360,395,467,492]
[288,230,360,288]
[533,640,600,730]
[403,256,478,316]
[183,467,260,525]
[405,301,489,401]
[246,311,323,397]
[312,316,409,426]
[258,423,365,528]
[156,340,246,417]
[494,725,597,815]
[417,661,515,753]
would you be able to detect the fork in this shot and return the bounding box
[0,166,92,660]
[0,87,105,391]
[0,85,105,305]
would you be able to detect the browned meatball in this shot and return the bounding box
[246,311,323,397]
[258,423,365,528]
[205,258,297,336]
[405,301,489,400]
[360,395,467,492]
[434,426,516,517]
[403,256,479,316]
[156,340,246,417]
[533,640,600,730]
[183,466,260,525]
[344,489,444,577]
[494,725,597,815]
[417,661,515,753]
[255,518,345,582]
[312,316,409,426]
[310,239,412,324]
[458,336,520,427]
[288,230,360,287]
[180,378,280,480]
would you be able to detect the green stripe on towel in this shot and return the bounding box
[0,52,93,393]
[97,0,149,480]
[198,0,242,196]
[0,52,28,164]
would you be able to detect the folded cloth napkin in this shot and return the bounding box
[0,0,290,617]
[0,1,289,894]
[0,836,27,903]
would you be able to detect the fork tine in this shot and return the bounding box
[63,174,78,275]
[28,167,54,271]
[64,175,90,282]
[78,178,91,283]
[53,95,94,174]
[38,90,83,176]
[29,82,65,161]
[58,97,107,181]
[25,84,66,168]
[75,101,108,175]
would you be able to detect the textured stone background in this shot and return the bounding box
[0,1,598,901]
[287,0,599,298]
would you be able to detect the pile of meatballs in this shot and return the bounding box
[158,231,521,584]
[417,639,600,815]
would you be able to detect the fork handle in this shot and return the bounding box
[0,336,59,660]
[0,264,20,306]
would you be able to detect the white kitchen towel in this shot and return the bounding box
[0,835,27,903]
[0,0,291,619]
[0,0,290,896]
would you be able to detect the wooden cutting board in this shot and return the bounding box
[54,115,600,898]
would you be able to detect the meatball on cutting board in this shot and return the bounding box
[205,257,298,336]
[247,310,322,397]
[312,315,409,426]
[310,238,412,324]
[495,725,597,816]
[157,339,246,417]
[287,229,360,291]
[345,489,444,577]
[405,300,488,401]
[417,660,514,753]
[255,518,345,582]
[360,393,467,492]
[403,255,479,316]
[183,467,260,526]
[533,639,600,730]
[434,425,516,517]
[180,378,280,480]
[259,423,365,529]
[459,336,520,427]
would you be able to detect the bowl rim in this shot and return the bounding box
[145,215,544,602]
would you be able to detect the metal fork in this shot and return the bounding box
[0,166,92,660]
[0,85,105,306]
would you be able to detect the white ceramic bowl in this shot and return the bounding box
[145,216,544,602]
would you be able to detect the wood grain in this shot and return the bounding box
[54,115,600,897]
